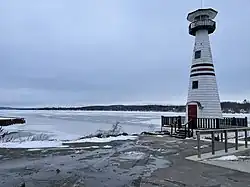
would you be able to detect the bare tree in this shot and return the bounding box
[0,126,6,139]
[148,123,155,132]
[0,126,13,142]
[110,121,122,135]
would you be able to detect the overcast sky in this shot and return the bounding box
[0,0,249,107]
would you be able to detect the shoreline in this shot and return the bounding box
[0,109,249,115]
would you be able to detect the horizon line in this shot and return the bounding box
[1,99,248,109]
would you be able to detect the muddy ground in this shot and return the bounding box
[1,135,250,187]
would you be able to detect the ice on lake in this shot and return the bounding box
[0,110,249,148]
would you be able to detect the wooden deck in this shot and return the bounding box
[0,116,25,126]
[161,115,248,138]
[161,116,248,129]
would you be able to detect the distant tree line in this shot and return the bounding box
[1,100,249,113]
[221,100,250,113]
[5,105,186,112]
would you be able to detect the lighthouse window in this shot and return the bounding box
[195,50,201,59]
[201,15,209,19]
[192,81,199,89]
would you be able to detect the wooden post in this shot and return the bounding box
[216,118,220,129]
[232,117,236,126]
[220,132,223,142]
[197,131,201,158]
[178,116,181,129]
[161,116,163,132]
[235,130,238,150]
[184,124,187,139]
[245,129,248,148]
[211,131,215,155]
[224,130,228,153]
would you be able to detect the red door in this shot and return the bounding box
[188,105,197,129]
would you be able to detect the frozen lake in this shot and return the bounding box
[0,110,249,148]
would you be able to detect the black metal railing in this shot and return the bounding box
[189,19,215,29]
[189,19,216,35]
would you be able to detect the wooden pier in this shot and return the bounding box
[195,127,250,158]
[161,115,248,138]
[0,116,25,127]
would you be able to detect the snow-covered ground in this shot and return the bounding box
[65,135,137,144]
[0,110,249,149]
[0,141,68,149]
[212,155,250,161]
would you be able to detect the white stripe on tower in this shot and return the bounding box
[186,8,222,120]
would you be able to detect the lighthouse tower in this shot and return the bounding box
[186,8,222,125]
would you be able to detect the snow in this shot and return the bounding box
[194,144,209,149]
[27,148,42,151]
[89,146,99,149]
[0,117,13,120]
[0,135,137,149]
[212,155,250,161]
[156,135,164,137]
[237,156,250,159]
[103,145,112,148]
[228,139,247,145]
[65,135,137,144]
[81,146,100,149]
[0,141,68,149]
[199,137,248,145]
[75,150,83,154]
[120,151,145,160]
[200,131,250,145]
[213,155,239,161]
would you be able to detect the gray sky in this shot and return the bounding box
[0,0,249,107]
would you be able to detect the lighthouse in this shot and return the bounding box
[186,8,222,126]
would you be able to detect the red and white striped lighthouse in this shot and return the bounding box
[186,8,222,124]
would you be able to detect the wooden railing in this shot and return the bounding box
[196,118,219,129]
[196,127,250,158]
[219,117,248,128]
[161,116,248,130]
[161,116,185,130]
[169,119,193,138]
[196,117,248,129]
[182,119,193,138]
[161,116,248,139]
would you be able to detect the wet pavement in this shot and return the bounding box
[1,135,250,187]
